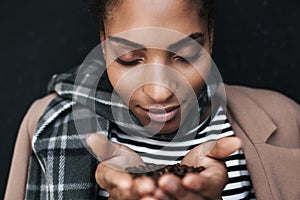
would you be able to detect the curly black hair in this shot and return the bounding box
[89,0,216,31]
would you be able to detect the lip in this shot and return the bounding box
[141,105,180,123]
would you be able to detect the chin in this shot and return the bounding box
[142,118,181,134]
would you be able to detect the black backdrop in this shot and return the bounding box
[1,0,299,197]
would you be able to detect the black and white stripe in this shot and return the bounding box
[100,106,256,199]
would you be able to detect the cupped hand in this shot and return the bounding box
[86,134,157,200]
[156,137,242,200]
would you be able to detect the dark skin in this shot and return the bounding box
[87,134,242,200]
[87,0,243,199]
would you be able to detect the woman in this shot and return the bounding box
[5,0,300,199]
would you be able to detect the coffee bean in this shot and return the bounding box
[125,163,205,184]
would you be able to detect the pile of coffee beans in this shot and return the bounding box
[126,163,205,183]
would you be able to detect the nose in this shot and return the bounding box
[142,63,177,103]
[143,83,175,103]
[142,50,178,103]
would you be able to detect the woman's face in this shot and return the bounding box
[102,0,213,134]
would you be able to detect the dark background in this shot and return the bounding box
[1,0,299,198]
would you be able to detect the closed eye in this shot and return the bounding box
[174,51,203,63]
[116,58,142,66]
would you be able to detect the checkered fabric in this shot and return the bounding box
[25,63,255,199]
[26,95,102,199]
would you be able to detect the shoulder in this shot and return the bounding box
[225,84,299,115]
[26,93,57,140]
[225,84,300,147]
[29,93,57,111]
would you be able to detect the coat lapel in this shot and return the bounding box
[224,85,277,143]
[224,85,277,199]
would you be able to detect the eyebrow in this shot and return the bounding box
[108,36,146,49]
[168,32,205,51]
[108,32,205,50]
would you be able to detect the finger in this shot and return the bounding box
[111,142,145,166]
[182,168,228,198]
[86,133,116,161]
[96,163,133,190]
[158,174,201,200]
[158,175,204,200]
[182,175,224,198]
[182,137,242,167]
[86,134,144,167]
[207,136,242,159]
[181,174,204,191]
[140,196,158,200]
[107,175,156,200]
[109,186,138,200]
[153,188,171,200]
[133,176,156,195]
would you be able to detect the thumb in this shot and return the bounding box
[86,133,116,161]
[86,133,144,168]
[207,136,242,160]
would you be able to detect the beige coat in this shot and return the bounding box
[5,85,300,200]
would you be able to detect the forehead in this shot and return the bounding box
[105,28,204,51]
[104,0,207,38]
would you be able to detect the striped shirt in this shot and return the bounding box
[99,106,256,199]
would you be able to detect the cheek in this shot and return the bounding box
[178,63,211,97]
[107,64,142,107]
[188,73,206,96]
[107,65,130,102]
[106,65,119,87]
[193,57,212,95]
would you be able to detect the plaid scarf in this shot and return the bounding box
[25,58,214,199]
